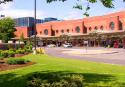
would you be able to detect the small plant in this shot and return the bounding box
[8,50,15,57]
[1,50,8,58]
[16,49,25,54]
[6,58,30,65]
[0,50,4,59]
[0,55,4,60]
[27,73,84,87]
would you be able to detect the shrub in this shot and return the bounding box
[0,49,16,58]
[1,51,8,58]
[16,49,25,54]
[24,44,33,53]
[27,73,84,87]
[0,55,4,60]
[8,50,15,57]
[0,50,2,54]
[0,50,4,59]
[6,58,30,65]
[36,48,45,54]
[25,44,33,50]
[24,48,32,53]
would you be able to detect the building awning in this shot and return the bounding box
[11,37,29,40]
[30,34,57,38]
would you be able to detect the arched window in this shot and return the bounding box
[61,30,64,33]
[75,26,80,33]
[67,29,69,33]
[44,29,48,35]
[119,21,123,30]
[56,30,58,33]
[89,27,92,31]
[100,26,104,30]
[94,26,98,30]
[40,31,42,35]
[109,22,115,30]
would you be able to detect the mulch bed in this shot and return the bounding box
[0,53,35,71]
[0,62,35,71]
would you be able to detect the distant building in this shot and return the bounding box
[14,11,125,47]
[14,17,42,27]
[14,17,42,38]
[43,17,58,23]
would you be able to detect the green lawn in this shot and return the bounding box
[0,54,125,87]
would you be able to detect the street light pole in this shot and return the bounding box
[33,0,37,54]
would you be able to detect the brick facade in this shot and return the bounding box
[15,11,125,38]
[14,26,32,38]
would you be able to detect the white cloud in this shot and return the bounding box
[0,2,45,19]
[0,2,13,10]
[1,9,45,19]
[63,10,83,20]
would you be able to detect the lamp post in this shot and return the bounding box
[33,0,37,54]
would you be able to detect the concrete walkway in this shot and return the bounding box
[45,47,125,66]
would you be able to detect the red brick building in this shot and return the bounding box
[15,11,125,47]
[35,11,125,37]
[15,26,32,39]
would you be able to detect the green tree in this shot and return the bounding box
[1,0,125,16]
[46,0,117,16]
[0,17,16,42]
[20,33,24,42]
[0,0,12,4]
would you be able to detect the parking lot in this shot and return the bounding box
[45,47,125,65]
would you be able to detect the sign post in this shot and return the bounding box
[84,41,88,53]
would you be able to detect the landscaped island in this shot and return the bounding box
[0,54,125,87]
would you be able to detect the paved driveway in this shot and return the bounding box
[45,47,125,66]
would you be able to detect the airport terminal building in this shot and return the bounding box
[14,11,125,47]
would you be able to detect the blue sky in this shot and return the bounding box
[0,0,125,20]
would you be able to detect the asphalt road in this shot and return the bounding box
[45,47,125,66]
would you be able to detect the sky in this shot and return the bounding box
[0,0,125,20]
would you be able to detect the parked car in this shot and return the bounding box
[63,43,72,48]
[47,44,56,48]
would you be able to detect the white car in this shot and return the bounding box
[47,44,56,48]
[63,43,72,48]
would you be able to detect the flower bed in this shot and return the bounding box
[0,58,34,71]
[0,62,35,71]
[0,44,33,58]
[0,44,34,71]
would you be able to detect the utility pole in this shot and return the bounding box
[33,0,37,54]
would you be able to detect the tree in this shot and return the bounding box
[46,0,115,16]
[0,17,16,42]
[20,33,24,42]
[0,0,12,4]
[1,0,125,16]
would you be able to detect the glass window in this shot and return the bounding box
[40,31,42,35]
[67,29,69,33]
[56,30,58,33]
[61,30,64,33]
[89,27,92,31]
[100,26,103,30]
[109,22,115,30]
[94,26,98,30]
[75,26,80,33]
[119,21,123,30]
[44,29,48,35]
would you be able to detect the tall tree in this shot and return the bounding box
[0,17,16,42]
[20,33,24,42]
[1,0,124,16]
[46,0,113,15]
[46,0,125,16]
[0,0,12,4]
